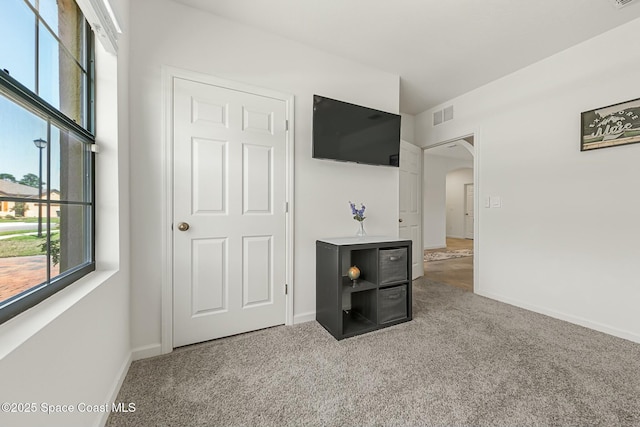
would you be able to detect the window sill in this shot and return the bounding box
[0,269,118,360]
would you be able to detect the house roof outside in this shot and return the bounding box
[0,180,40,198]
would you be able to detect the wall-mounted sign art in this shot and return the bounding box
[581,98,640,151]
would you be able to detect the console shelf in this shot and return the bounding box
[342,278,377,293]
[316,236,412,340]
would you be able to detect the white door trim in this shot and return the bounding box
[473,129,480,295]
[160,66,295,354]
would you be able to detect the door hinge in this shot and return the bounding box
[284,201,289,213]
[285,120,289,131]
[285,284,288,295]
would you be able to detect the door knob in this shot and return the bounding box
[399,218,404,223]
[177,222,190,231]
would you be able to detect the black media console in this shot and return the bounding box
[316,237,412,340]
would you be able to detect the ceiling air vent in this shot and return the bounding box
[443,105,454,121]
[433,110,443,126]
[433,105,454,126]
[609,0,638,8]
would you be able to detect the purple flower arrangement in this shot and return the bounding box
[349,201,366,222]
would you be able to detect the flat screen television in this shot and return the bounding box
[312,95,401,167]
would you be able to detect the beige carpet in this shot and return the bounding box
[107,279,640,427]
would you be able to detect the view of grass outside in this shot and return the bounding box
[0,231,59,258]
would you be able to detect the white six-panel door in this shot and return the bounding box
[399,141,423,279]
[172,78,287,347]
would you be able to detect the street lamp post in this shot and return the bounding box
[33,138,47,238]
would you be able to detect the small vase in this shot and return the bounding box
[356,221,366,237]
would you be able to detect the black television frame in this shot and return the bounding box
[312,95,401,167]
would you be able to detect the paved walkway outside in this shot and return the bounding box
[0,255,60,301]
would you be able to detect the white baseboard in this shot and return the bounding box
[476,289,640,345]
[294,311,315,324]
[96,351,132,427]
[424,244,446,250]
[132,343,163,361]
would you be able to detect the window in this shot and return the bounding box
[0,0,95,324]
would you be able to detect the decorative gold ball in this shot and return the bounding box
[347,266,361,280]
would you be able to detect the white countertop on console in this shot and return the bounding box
[318,236,409,246]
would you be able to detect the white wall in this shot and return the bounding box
[129,0,400,354]
[0,1,132,426]
[400,112,415,144]
[446,168,473,238]
[423,154,472,249]
[416,17,640,343]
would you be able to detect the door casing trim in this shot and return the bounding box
[160,66,295,354]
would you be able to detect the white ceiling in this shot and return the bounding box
[173,0,640,115]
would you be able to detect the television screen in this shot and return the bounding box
[312,95,401,167]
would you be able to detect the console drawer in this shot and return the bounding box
[378,285,407,324]
[379,248,407,284]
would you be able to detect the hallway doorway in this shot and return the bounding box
[423,136,475,292]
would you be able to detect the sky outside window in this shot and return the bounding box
[0,0,36,91]
[0,0,80,191]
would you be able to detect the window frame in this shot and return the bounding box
[0,9,95,325]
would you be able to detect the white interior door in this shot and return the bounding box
[399,140,423,279]
[464,183,474,239]
[172,77,287,347]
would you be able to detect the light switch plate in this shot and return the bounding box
[490,196,502,208]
